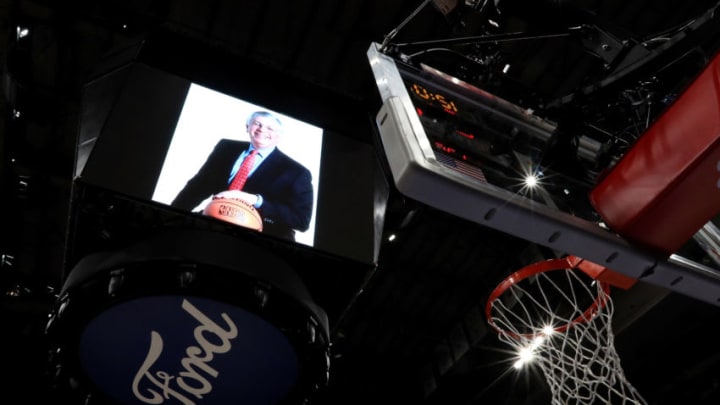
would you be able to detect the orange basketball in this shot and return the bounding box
[202,197,263,231]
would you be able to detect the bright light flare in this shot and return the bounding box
[513,164,552,199]
[16,26,29,39]
[524,174,539,187]
[513,346,535,369]
[512,329,554,369]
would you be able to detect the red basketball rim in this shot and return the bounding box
[485,256,611,339]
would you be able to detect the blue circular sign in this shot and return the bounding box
[79,295,298,405]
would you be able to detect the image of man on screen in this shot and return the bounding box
[171,110,313,241]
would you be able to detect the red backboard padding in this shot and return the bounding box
[590,51,720,256]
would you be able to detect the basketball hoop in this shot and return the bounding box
[485,255,647,405]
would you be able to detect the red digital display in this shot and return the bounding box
[408,82,458,114]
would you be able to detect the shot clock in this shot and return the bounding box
[408,82,458,113]
[396,61,558,188]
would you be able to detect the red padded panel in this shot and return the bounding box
[589,51,720,255]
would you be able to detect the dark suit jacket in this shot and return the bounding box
[171,139,314,241]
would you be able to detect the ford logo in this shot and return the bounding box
[79,296,298,405]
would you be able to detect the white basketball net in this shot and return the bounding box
[486,265,647,405]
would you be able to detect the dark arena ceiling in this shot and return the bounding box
[2,0,720,404]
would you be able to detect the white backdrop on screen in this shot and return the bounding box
[153,83,324,247]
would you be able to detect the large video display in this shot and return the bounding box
[76,62,383,265]
[152,84,324,247]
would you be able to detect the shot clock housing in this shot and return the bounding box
[402,62,559,192]
[367,41,720,306]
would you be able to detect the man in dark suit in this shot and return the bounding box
[171,111,313,241]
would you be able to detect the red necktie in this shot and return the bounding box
[229,149,258,191]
